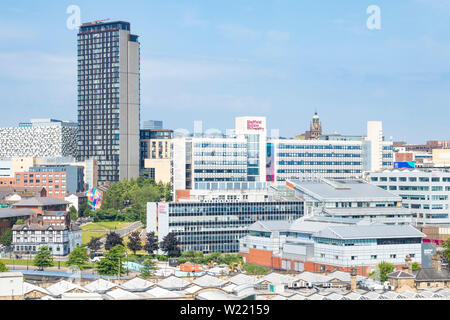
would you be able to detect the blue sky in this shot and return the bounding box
[0,0,449,143]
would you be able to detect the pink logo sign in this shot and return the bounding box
[247,120,264,130]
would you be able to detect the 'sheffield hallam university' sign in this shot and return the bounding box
[247,120,264,131]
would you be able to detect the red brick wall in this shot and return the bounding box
[394,152,414,162]
[241,249,406,277]
[244,248,274,268]
[175,190,190,202]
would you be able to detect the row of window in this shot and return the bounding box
[278,161,361,166]
[372,176,446,182]
[278,153,361,158]
[278,145,362,150]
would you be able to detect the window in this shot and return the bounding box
[390,254,396,259]
[351,256,357,260]
[371,255,377,259]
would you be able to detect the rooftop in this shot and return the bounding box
[314,224,425,240]
[14,197,70,207]
[0,208,36,219]
[288,178,401,202]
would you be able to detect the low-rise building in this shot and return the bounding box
[239,217,425,277]
[10,197,81,255]
[287,178,412,224]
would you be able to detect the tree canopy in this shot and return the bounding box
[0,260,8,272]
[66,246,89,270]
[87,237,103,252]
[160,232,181,257]
[127,231,142,254]
[140,258,157,278]
[96,245,126,276]
[443,239,450,262]
[0,229,12,247]
[370,261,395,282]
[70,206,78,221]
[33,246,54,271]
[144,232,158,255]
[88,178,170,224]
[105,232,123,251]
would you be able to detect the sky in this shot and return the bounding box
[0,0,449,143]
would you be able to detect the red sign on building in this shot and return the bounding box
[247,120,264,131]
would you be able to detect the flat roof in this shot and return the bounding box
[314,224,425,240]
[288,179,401,202]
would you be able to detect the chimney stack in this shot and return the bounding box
[405,254,412,274]
[350,267,358,291]
[432,253,442,272]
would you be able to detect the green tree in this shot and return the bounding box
[0,260,8,272]
[70,206,78,221]
[143,232,158,255]
[443,239,450,262]
[105,232,123,250]
[96,245,126,276]
[100,178,171,223]
[127,231,142,254]
[0,229,13,247]
[78,202,92,217]
[87,237,102,252]
[412,262,421,271]
[16,219,25,225]
[66,246,89,270]
[370,261,395,282]
[140,258,157,278]
[33,246,54,271]
[160,232,181,257]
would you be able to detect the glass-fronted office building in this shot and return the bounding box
[147,200,304,253]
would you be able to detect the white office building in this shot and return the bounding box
[368,169,450,225]
[286,178,413,224]
[171,116,393,197]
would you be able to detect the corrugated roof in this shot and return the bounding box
[257,272,296,285]
[227,273,259,285]
[84,279,120,292]
[46,280,89,296]
[121,277,154,290]
[144,287,185,299]
[192,274,227,288]
[157,276,191,289]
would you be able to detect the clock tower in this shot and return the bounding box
[310,112,322,140]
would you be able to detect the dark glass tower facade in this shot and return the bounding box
[77,21,140,185]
